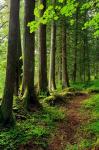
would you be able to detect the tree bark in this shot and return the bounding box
[15,17,22,96]
[0,0,20,126]
[62,19,69,88]
[83,11,89,82]
[58,21,62,85]
[49,0,56,91]
[38,0,48,94]
[73,6,79,82]
[22,0,39,110]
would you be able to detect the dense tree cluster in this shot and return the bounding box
[0,0,99,127]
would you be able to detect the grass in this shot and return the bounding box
[0,58,99,150]
[83,94,99,119]
[80,94,99,149]
[0,105,65,150]
[65,140,92,150]
[71,79,99,92]
[65,94,99,150]
[67,94,99,150]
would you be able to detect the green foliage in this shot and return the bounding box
[65,144,78,150]
[86,121,99,134]
[81,94,99,148]
[81,0,99,37]
[79,139,92,150]
[60,0,78,17]
[83,94,99,119]
[43,89,75,106]
[43,106,65,121]
[0,44,7,97]
[28,0,99,37]
[0,123,48,149]
[71,82,85,91]
[71,80,99,91]
[0,2,8,97]
[84,13,99,37]
[65,94,99,150]
[65,139,92,150]
[0,104,65,149]
[28,0,77,32]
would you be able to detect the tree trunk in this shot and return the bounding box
[15,17,22,96]
[0,0,20,126]
[58,21,62,85]
[86,45,90,82]
[49,0,56,91]
[22,0,39,110]
[62,19,69,88]
[83,11,88,82]
[73,7,79,82]
[83,35,86,82]
[38,0,48,94]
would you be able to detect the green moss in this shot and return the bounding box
[80,94,99,148]
[82,94,99,119]
[86,120,99,134]
[71,80,99,92]
[43,90,76,106]
[0,103,65,149]
[44,94,64,106]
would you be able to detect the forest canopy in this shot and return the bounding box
[28,0,99,37]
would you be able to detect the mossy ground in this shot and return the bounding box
[0,80,99,150]
[64,94,99,150]
[0,102,65,149]
[80,94,99,148]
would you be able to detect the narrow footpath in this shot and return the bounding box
[48,94,90,150]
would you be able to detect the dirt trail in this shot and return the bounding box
[48,94,89,150]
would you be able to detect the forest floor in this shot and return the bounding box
[0,88,99,150]
[47,94,90,150]
[19,92,99,150]
[47,93,99,150]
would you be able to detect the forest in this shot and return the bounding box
[0,0,99,149]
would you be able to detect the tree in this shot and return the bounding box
[49,0,56,91]
[22,0,39,110]
[72,5,79,82]
[62,18,70,88]
[82,10,89,82]
[38,0,48,94]
[0,0,20,126]
[15,17,22,96]
[57,21,62,86]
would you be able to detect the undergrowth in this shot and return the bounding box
[80,94,99,149]
[0,80,99,149]
[65,94,99,150]
[71,79,99,92]
[0,105,65,150]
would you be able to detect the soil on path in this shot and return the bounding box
[47,94,89,150]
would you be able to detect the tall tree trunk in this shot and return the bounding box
[58,21,62,85]
[83,36,86,82]
[22,0,39,110]
[83,10,88,82]
[59,50,62,83]
[0,0,19,126]
[62,19,69,88]
[38,0,48,94]
[79,47,83,82]
[73,6,79,82]
[49,0,56,91]
[86,44,90,82]
[15,17,22,96]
